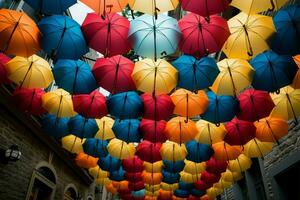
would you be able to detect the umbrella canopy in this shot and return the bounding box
[143,161,163,173]
[142,171,163,185]
[185,140,214,163]
[110,167,126,181]
[99,155,121,172]
[206,187,223,198]
[132,189,146,197]
[160,141,187,161]
[221,169,243,182]
[172,55,219,91]
[190,189,206,198]
[123,156,144,173]
[129,181,145,191]
[230,0,287,14]
[92,55,136,94]
[96,177,111,186]
[180,171,200,183]
[201,171,221,184]
[163,160,185,173]
[89,166,109,179]
[108,138,136,159]
[73,90,107,119]
[68,115,99,139]
[228,154,252,172]
[125,172,143,182]
[139,119,167,143]
[107,91,143,119]
[83,138,108,158]
[5,54,53,89]
[13,88,46,115]
[132,59,178,95]
[0,53,10,84]
[212,141,243,161]
[183,160,206,174]
[160,182,179,191]
[82,13,130,57]
[112,119,141,143]
[179,181,194,190]
[162,171,180,184]
[42,89,76,117]
[205,157,227,174]
[178,13,230,58]
[106,183,118,194]
[38,15,88,59]
[292,68,300,89]
[61,135,84,154]
[136,141,162,163]
[145,184,160,192]
[75,152,98,169]
[24,0,76,14]
[95,117,115,140]
[237,89,275,122]
[201,91,239,125]
[0,9,41,57]
[243,138,273,158]
[194,180,212,191]
[174,189,190,198]
[128,14,181,60]
[42,114,69,138]
[129,0,178,15]
[211,58,254,96]
[195,120,226,145]
[171,89,209,118]
[81,0,128,16]
[223,12,275,60]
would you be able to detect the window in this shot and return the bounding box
[64,186,77,200]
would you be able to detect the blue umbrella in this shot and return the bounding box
[201,91,239,124]
[251,50,298,93]
[163,160,185,173]
[179,181,194,190]
[110,167,126,181]
[172,55,219,91]
[132,189,145,197]
[186,140,214,163]
[53,59,98,94]
[68,115,99,138]
[107,91,143,119]
[38,15,88,59]
[272,5,300,55]
[83,138,108,158]
[42,114,69,138]
[112,119,141,143]
[174,189,190,198]
[24,0,76,15]
[162,171,180,184]
[190,189,205,197]
[98,155,121,172]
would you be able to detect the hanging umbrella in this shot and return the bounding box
[13,88,46,115]
[180,171,200,183]
[61,135,85,154]
[222,12,275,60]
[52,59,97,94]
[106,183,118,194]
[212,141,243,161]
[221,169,242,182]
[99,154,121,172]
[160,182,179,191]
[237,89,275,122]
[108,138,136,159]
[5,54,53,89]
[139,119,167,143]
[42,89,76,117]
[145,184,160,192]
[112,119,141,143]
[24,0,76,14]
[38,15,88,59]
[185,140,214,163]
[254,117,288,143]
[292,68,300,89]
[165,117,198,144]
[205,157,227,174]
[201,171,221,184]
[174,189,190,198]
[211,58,254,96]
[89,165,109,179]
[123,156,144,173]
[160,141,187,161]
[178,13,230,58]
[129,0,178,15]
[0,9,41,57]
[190,189,206,198]
[42,114,69,138]
[110,167,126,181]
[142,171,163,185]
[162,171,180,184]
[132,59,178,95]
[179,181,194,190]
[206,187,223,198]
[92,55,136,94]
[81,0,128,16]
[136,141,162,163]
[201,91,239,125]
[113,180,129,191]
[132,189,146,198]
[96,177,111,186]
[163,160,185,173]
[75,152,98,169]
[251,50,298,93]
[228,154,252,172]
[95,117,115,140]
[158,190,173,199]
[243,138,273,158]
[128,14,181,60]
[107,91,143,119]
[82,13,130,57]
[195,120,226,145]
[143,161,163,173]
[172,55,219,91]
[83,138,108,158]
[230,0,287,14]
[145,190,160,197]
[194,180,212,191]
[68,115,99,138]
[0,53,11,84]
[129,181,145,191]
[183,160,206,175]
[125,172,143,182]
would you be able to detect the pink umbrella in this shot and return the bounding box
[0,53,10,84]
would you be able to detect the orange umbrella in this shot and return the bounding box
[165,117,198,144]
[212,141,243,161]
[195,120,226,145]
[106,183,118,194]
[80,0,128,16]
[0,9,41,57]
[159,190,173,199]
[112,180,129,190]
[75,152,98,169]
[292,69,300,89]
[142,171,163,185]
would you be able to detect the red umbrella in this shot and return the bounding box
[188,195,201,200]
[178,13,230,58]
[82,13,130,57]
[141,93,175,120]
[128,181,145,191]
[139,119,167,143]
[119,188,131,195]
[194,180,212,191]
[0,53,10,84]
[200,171,221,184]
[121,194,133,200]
[13,88,46,115]
[224,118,256,146]
[181,0,230,18]
[205,157,227,174]
[136,141,162,163]
[92,55,136,94]
[125,172,143,182]
[237,89,275,122]
[122,156,144,173]
[72,90,107,118]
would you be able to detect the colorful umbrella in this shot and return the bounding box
[96,177,111,186]
[136,141,162,163]
[201,171,221,184]
[125,172,143,182]
[89,165,109,179]
[61,135,84,154]
[108,138,136,159]
[174,189,190,198]
[180,172,199,183]
[292,68,300,89]
[24,0,76,14]
[83,138,108,158]
[195,120,226,145]
[139,119,167,143]
[194,180,211,191]
[160,141,187,161]
[221,169,243,182]
[230,0,287,14]
[129,181,145,191]
[132,189,146,198]
[179,181,194,190]
[142,171,163,185]
[92,55,136,94]
[206,187,223,198]
[106,183,118,194]
[123,156,144,173]
[228,154,252,172]
[42,114,69,138]
[212,141,243,161]
[99,154,121,172]
[145,184,160,192]
[95,117,115,140]
[129,0,178,15]
[0,9,41,57]
[243,138,273,158]
[205,157,227,174]
[183,160,206,175]
[75,152,98,169]
[0,53,11,84]
[68,115,99,138]
[81,0,128,16]
[112,119,141,143]
[163,160,185,173]
[110,167,126,181]
[251,50,298,93]
[172,55,219,91]
[5,54,53,89]
[190,189,206,198]
[160,182,179,191]
[185,140,214,163]
[143,161,163,173]
[178,13,230,58]
[162,171,180,184]
[38,15,88,59]
[223,12,275,60]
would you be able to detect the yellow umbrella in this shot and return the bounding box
[61,135,85,154]
[160,182,179,191]
[270,86,300,123]
[160,141,187,161]
[5,54,53,88]
[213,179,233,190]
[89,165,109,179]
[206,187,223,198]
[132,58,178,95]
[211,58,255,96]
[222,12,275,60]
[95,117,115,140]
[145,190,159,197]
[129,0,179,15]
[230,0,287,14]
[221,169,243,182]
[243,138,273,158]
[42,89,76,117]
[195,120,226,145]
[144,161,163,173]
[180,171,200,183]
[96,177,111,186]
[183,160,206,174]
[228,154,252,173]
[107,138,135,159]
[145,184,161,192]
